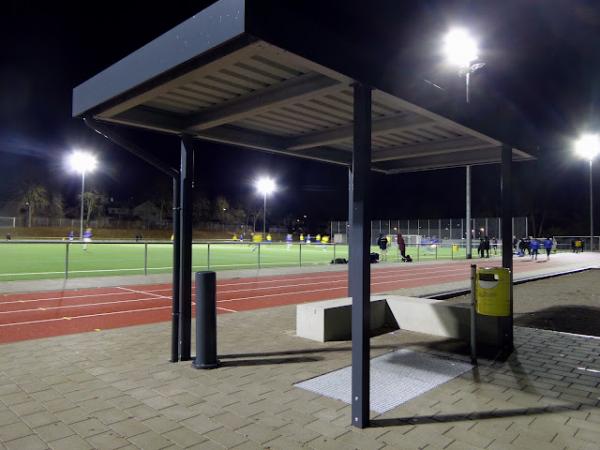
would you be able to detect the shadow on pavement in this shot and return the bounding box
[217,355,323,366]
[515,305,600,337]
[371,403,588,428]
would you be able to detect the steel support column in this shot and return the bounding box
[466,166,472,258]
[171,177,181,362]
[179,136,194,361]
[501,144,514,352]
[349,83,371,429]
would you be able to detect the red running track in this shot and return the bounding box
[0,258,562,343]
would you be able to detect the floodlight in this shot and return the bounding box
[67,150,98,239]
[574,133,599,250]
[68,150,98,174]
[443,28,479,68]
[574,134,600,161]
[255,177,276,195]
[254,176,277,237]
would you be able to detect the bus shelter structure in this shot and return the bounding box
[73,0,533,428]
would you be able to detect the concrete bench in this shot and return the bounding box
[296,295,502,346]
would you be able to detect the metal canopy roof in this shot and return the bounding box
[73,0,533,173]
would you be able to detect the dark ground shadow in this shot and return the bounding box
[217,355,323,367]
[515,305,600,337]
[371,403,588,428]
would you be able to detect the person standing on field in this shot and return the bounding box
[397,233,406,259]
[543,237,553,260]
[377,234,388,261]
[530,237,540,260]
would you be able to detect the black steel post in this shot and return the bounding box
[501,144,514,352]
[171,176,181,362]
[179,137,194,361]
[350,82,371,429]
[192,271,219,369]
[470,264,477,365]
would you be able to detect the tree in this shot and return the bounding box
[192,193,211,224]
[80,190,108,224]
[48,192,64,218]
[152,180,173,223]
[133,201,161,229]
[213,196,230,223]
[20,183,49,227]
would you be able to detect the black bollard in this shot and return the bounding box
[192,271,219,369]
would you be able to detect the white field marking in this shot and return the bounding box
[0,264,467,309]
[216,306,237,313]
[0,254,467,279]
[0,296,168,316]
[0,267,464,312]
[0,269,466,327]
[0,290,137,306]
[0,305,171,327]
[116,286,170,299]
[215,272,464,304]
[577,367,600,374]
[138,265,470,296]
[0,262,305,278]
[213,266,468,295]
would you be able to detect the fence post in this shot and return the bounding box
[144,243,148,276]
[299,243,302,267]
[435,243,438,260]
[333,243,336,261]
[417,243,420,261]
[258,243,261,269]
[65,242,70,280]
[207,243,211,270]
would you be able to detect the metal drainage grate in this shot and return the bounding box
[295,349,472,413]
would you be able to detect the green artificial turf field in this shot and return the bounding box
[0,241,473,281]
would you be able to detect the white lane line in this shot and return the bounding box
[0,296,168,316]
[0,270,466,327]
[116,286,170,299]
[138,266,469,296]
[0,290,143,306]
[217,306,237,313]
[215,272,463,304]
[0,306,171,327]
[0,265,469,307]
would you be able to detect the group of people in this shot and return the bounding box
[64,228,93,250]
[513,236,555,260]
[476,236,498,258]
[376,233,411,262]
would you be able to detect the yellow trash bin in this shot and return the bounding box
[452,244,459,253]
[476,267,511,316]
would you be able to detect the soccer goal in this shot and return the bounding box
[0,217,16,228]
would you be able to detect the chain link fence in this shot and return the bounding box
[330,217,529,245]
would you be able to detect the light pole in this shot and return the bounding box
[255,177,276,238]
[67,151,98,239]
[574,134,599,251]
[443,28,485,104]
[443,28,483,259]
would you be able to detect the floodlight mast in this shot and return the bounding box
[443,28,485,103]
[255,177,276,238]
[68,151,98,240]
[575,134,600,251]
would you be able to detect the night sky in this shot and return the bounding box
[1,1,600,234]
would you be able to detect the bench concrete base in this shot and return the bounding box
[296,295,502,346]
